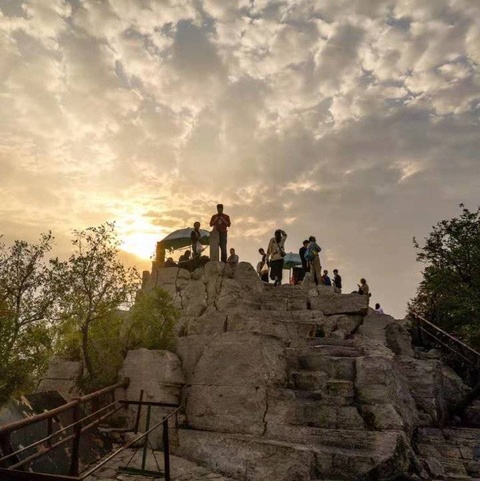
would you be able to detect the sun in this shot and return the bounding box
[120,232,160,260]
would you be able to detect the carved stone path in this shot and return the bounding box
[84,447,235,481]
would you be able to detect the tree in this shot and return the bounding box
[124,287,179,352]
[410,205,480,347]
[54,223,140,384]
[0,233,57,403]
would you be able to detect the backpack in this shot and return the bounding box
[304,248,314,261]
[305,243,321,262]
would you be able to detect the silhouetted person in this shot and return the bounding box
[333,269,342,293]
[322,269,332,286]
[257,248,269,282]
[267,229,287,286]
[179,250,191,263]
[191,221,203,258]
[210,204,231,262]
[374,303,384,314]
[227,248,239,266]
[358,278,370,296]
[164,257,177,267]
[306,236,322,285]
[299,240,309,282]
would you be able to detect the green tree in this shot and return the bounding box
[411,205,480,346]
[0,233,57,403]
[124,287,179,352]
[54,223,140,385]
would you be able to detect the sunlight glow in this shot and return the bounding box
[121,232,160,260]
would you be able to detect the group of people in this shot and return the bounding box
[256,231,343,289]
[165,204,239,269]
[256,231,376,304]
[163,206,384,310]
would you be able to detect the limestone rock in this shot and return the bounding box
[310,291,369,316]
[395,356,446,425]
[119,349,185,404]
[386,320,415,357]
[35,357,83,400]
[185,332,286,435]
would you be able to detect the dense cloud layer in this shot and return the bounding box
[1,0,479,316]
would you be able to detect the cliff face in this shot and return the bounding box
[147,262,479,481]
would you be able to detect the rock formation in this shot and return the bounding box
[144,261,480,481]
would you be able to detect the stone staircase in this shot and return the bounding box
[415,427,480,480]
[175,284,409,481]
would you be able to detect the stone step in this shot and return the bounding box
[288,389,353,406]
[297,354,356,380]
[290,370,328,391]
[294,344,363,357]
[265,425,387,449]
[443,458,470,477]
[326,380,355,398]
[175,428,407,481]
[267,389,364,429]
[305,337,356,347]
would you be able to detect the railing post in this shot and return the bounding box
[163,418,170,481]
[69,405,81,476]
[47,418,53,448]
[134,390,144,434]
[141,404,151,472]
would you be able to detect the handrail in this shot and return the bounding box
[0,377,130,436]
[80,405,181,480]
[409,310,480,359]
[0,400,119,464]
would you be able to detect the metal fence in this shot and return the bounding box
[0,378,180,481]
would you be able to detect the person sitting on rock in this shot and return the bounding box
[164,257,177,267]
[322,269,332,286]
[357,278,370,296]
[227,248,239,266]
[178,250,191,263]
[374,303,384,314]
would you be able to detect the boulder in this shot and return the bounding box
[395,356,446,425]
[117,349,185,448]
[185,332,286,435]
[310,291,369,316]
[386,320,415,357]
[35,357,83,400]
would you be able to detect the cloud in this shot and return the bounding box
[0,0,479,317]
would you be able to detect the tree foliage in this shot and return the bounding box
[0,233,57,403]
[0,223,179,403]
[410,205,480,347]
[53,222,140,384]
[124,287,179,352]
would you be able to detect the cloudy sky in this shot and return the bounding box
[1,0,479,317]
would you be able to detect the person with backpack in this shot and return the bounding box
[304,236,322,286]
[267,229,287,286]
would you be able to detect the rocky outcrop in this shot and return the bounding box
[143,262,478,480]
[117,349,185,449]
[35,357,83,400]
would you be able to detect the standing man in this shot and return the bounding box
[210,204,231,262]
[299,240,310,282]
[333,269,342,293]
[191,221,203,258]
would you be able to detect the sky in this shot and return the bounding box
[0,0,479,318]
